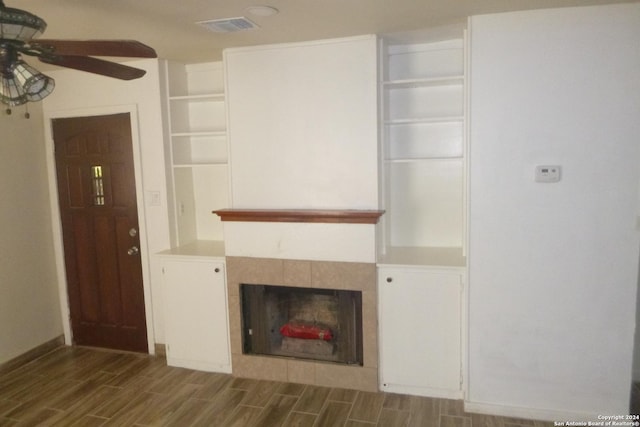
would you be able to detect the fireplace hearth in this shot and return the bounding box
[241,284,363,365]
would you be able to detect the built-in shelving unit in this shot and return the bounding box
[378,32,467,267]
[159,62,231,371]
[162,61,229,251]
[377,27,468,399]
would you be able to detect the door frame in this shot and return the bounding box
[44,104,156,353]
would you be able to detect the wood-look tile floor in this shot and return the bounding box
[631,383,640,416]
[0,346,556,426]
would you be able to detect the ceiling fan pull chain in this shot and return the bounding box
[2,105,30,117]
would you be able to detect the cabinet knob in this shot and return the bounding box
[214,267,220,273]
[386,277,392,283]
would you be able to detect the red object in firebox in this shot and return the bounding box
[280,323,333,341]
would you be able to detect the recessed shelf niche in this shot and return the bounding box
[163,61,229,249]
[379,32,467,267]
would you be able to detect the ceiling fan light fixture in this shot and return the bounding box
[0,72,27,106]
[12,60,54,101]
[0,3,46,42]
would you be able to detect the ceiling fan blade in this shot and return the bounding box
[31,40,157,58]
[39,55,147,80]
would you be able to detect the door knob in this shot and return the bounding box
[129,227,138,237]
[127,246,139,256]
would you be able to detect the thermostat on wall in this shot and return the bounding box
[535,165,561,183]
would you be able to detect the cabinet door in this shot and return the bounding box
[378,268,462,398]
[163,260,231,373]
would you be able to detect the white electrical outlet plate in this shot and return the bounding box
[535,165,561,183]
[146,191,161,206]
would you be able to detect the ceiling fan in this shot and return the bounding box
[0,0,157,107]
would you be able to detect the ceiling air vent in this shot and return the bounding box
[197,17,259,33]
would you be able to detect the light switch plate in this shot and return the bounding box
[535,165,561,183]
[146,191,161,206]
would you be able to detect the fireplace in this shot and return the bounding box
[216,208,382,392]
[225,256,379,392]
[240,284,363,365]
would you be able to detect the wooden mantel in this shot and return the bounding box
[213,209,385,224]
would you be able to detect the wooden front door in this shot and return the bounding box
[53,113,148,353]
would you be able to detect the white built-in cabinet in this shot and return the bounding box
[378,267,463,399]
[155,34,468,391]
[159,252,231,373]
[377,27,467,398]
[159,61,230,372]
[162,61,229,249]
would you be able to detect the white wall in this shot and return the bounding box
[42,59,172,345]
[633,265,640,380]
[468,4,640,419]
[224,35,379,210]
[223,36,379,263]
[223,222,377,263]
[0,103,63,363]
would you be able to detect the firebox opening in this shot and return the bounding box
[240,283,363,366]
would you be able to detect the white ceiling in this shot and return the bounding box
[8,0,637,64]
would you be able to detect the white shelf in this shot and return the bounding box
[383,76,464,89]
[157,240,225,259]
[171,130,226,137]
[378,246,466,268]
[169,93,225,102]
[384,156,463,164]
[173,162,228,168]
[385,120,463,160]
[384,116,463,125]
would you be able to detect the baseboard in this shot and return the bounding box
[166,356,232,374]
[0,335,65,374]
[464,400,600,422]
[380,383,463,400]
[154,343,166,357]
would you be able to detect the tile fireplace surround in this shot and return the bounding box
[225,256,379,392]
